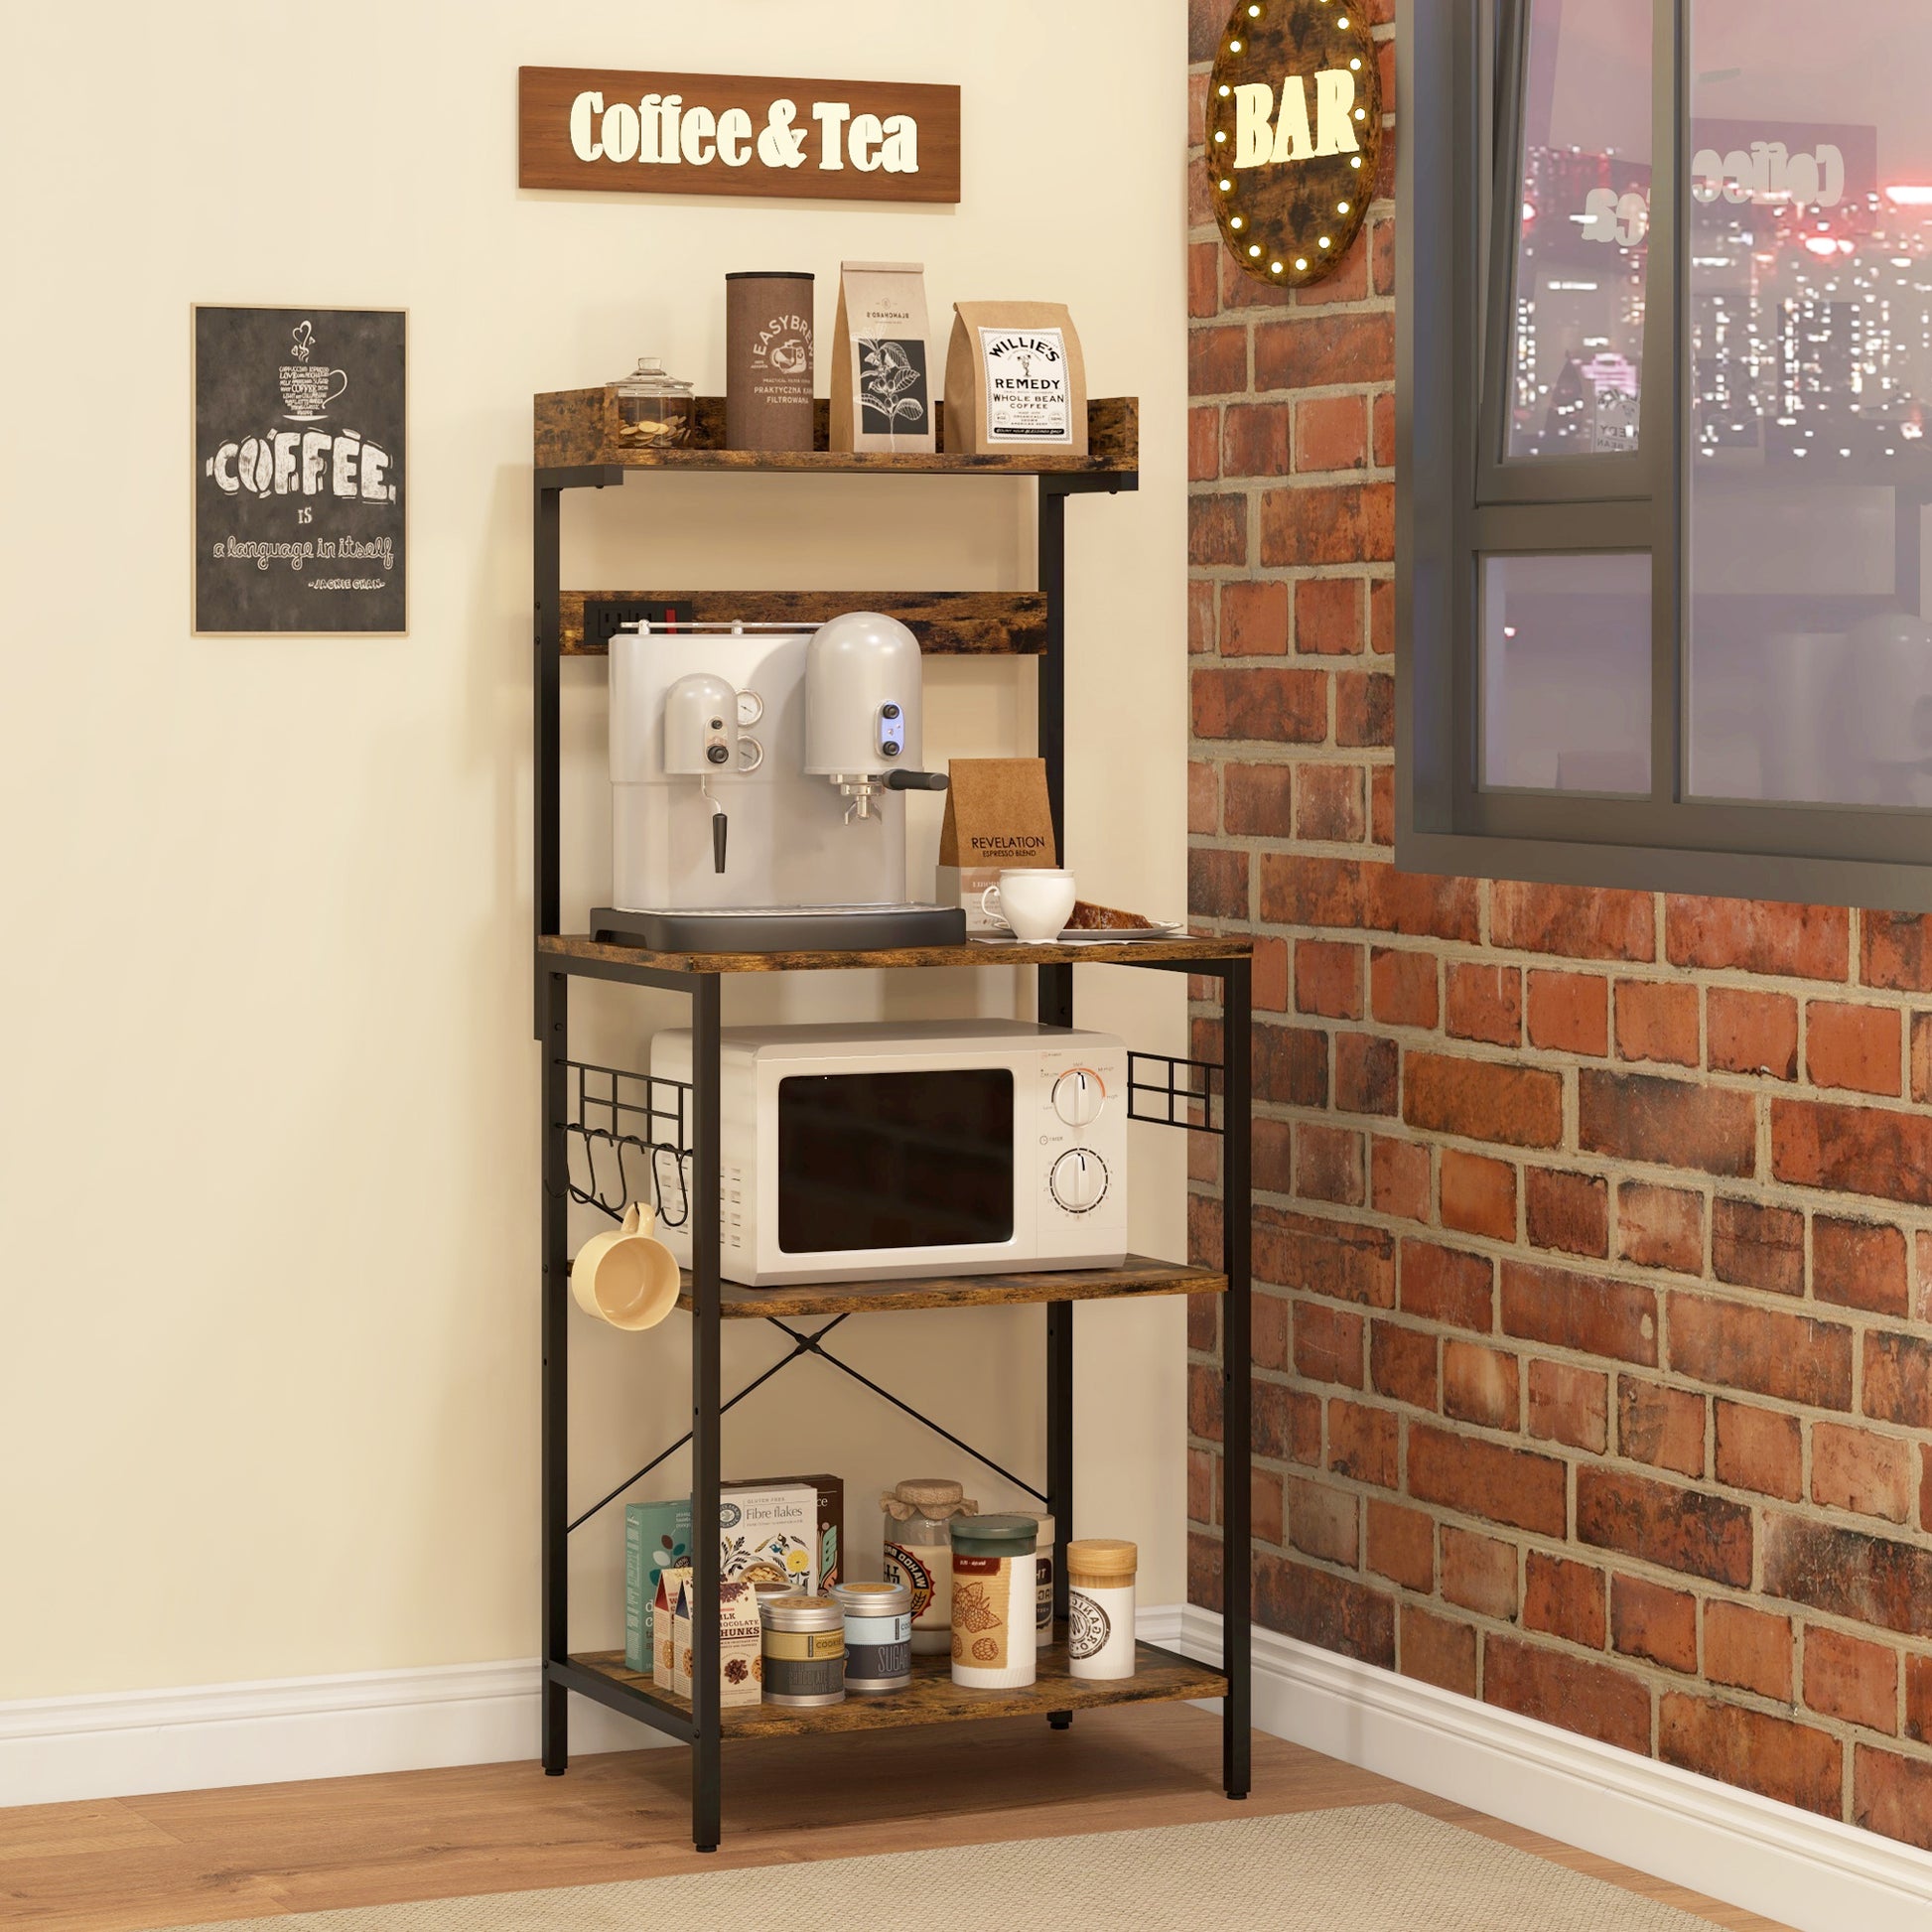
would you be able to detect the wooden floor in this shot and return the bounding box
[0,1704,1790,1932]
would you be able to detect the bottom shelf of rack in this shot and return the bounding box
[558,1633,1225,1739]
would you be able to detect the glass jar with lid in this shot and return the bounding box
[609,355,695,451]
[882,1477,977,1654]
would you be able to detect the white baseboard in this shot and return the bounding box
[1175,1605,1932,1932]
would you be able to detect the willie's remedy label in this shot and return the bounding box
[979,328,1073,444]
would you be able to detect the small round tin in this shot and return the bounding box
[759,1592,845,1708]
[832,1580,913,1692]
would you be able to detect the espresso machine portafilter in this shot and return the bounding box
[804,612,949,821]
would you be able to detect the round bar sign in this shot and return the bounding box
[1205,0,1383,288]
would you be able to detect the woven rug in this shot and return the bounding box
[168,1803,1732,1931]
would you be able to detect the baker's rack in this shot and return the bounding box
[531,391,1253,1851]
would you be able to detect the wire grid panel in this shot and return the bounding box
[1127,1050,1223,1135]
[566,1059,694,1226]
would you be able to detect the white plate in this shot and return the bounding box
[971,923,1189,946]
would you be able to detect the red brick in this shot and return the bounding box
[1369,577,1395,656]
[1762,1514,1932,1639]
[1295,1123,1365,1207]
[1223,761,1294,838]
[1705,1601,1794,1702]
[1186,0,1225,64]
[1253,1554,1395,1668]
[1409,1425,1567,1536]
[1447,964,1523,1046]
[1186,1445,1215,1527]
[1579,1072,1755,1178]
[1370,1320,1439,1410]
[1909,1653,1932,1743]
[1294,1302,1366,1388]
[1260,483,1395,568]
[1218,578,1290,656]
[1295,763,1367,843]
[1294,394,1368,473]
[1365,1499,1436,1593]
[1771,1098,1932,1207]
[1444,1341,1520,1431]
[1577,1468,1753,1587]
[1491,882,1656,962]
[1439,1150,1516,1241]
[1286,1474,1359,1566]
[1813,1422,1916,1525]
[1370,1137,1431,1222]
[1812,1216,1909,1317]
[1864,1330,1932,1429]
[1708,987,1799,1080]
[1485,1638,1652,1754]
[1253,1468,1283,1547]
[1613,1577,1699,1673]
[1914,1013,1932,1105]
[1255,1381,1324,1468]
[1617,1182,1705,1275]
[1669,1296,1854,1410]
[1501,1261,1659,1366]
[1441,1526,1520,1619]
[1255,1205,1394,1306]
[1371,214,1397,297]
[1191,665,1326,742]
[1526,970,1609,1056]
[1617,1376,1707,1478]
[1328,1398,1398,1489]
[1187,760,1218,836]
[1400,1605,1476,1696]
[1187,1360,1223,1443]
[1188,491,1247,566]
[1254,1117,1293,1196]
[1222,400,1290,478]
[1855,1747,1932,1853]
[1335,671,1393,749]
[1528,1360,1608,1453]
[1187,579,1214,655]
[1715,1399,1804,1502]
[1189,326,1248,398]
[1807,1003,1903,1097]
[1524,1553,1607,1649]
[1660,1696,1842,1816]
[1372,389,1395,469]
[1188,404,1219,482]
[1187,1528,1222,1613]
[1188,847,1250,920]
[1294,576,1365,656]
[1254,1289,1293,1372]
[1863,912,1932,993]
[1804,1627,1898,1734]
[1187,240,1219,321]
[1253,311,1396,390]
[1295,939,1364,1021]
[1260,858,1481,941]
[1335,1033,1399,1118]
[1525,1169,1609,1260]
[1711,1197,1805,1296]
[1406,1053,1564,1150]
[1665,897,1852,982]
[1370,948,1439,1029]
[1400,1241,1495,1332]
[1614,980,1701,1068]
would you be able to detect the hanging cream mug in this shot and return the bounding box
[570,1202,681,1330]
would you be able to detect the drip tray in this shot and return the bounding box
[591,903,969,953]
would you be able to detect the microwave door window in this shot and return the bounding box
[776,1070,1017,1255]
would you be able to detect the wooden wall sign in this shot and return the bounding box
[518,68,961,205]
[1204,0,1383,288]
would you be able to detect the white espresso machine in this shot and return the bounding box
[593,612,965,951]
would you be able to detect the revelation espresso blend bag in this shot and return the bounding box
[831,261,935,454]
[937,758,1058,931]
[943,302,1087,455]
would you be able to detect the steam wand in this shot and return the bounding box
[702,776,728,874]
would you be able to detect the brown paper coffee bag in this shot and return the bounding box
[937,759,1057,929]
[943,303,1087,455]
[831,261,936,454]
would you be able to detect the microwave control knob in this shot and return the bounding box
[1049,1148,1109,1214]
[1052,1067,1106,1126]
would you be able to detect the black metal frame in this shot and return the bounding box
[532,465,1252,1852]
[1398,0,1932,911]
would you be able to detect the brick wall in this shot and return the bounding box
[1184,0,1932,1850]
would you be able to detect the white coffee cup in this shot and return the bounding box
[981,869,1077,944]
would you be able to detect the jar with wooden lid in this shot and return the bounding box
[882,1477,978,1654]
[1067,1539,1137,1680]
[759,1593,845,1709]
[949,1514,1038,1689]
[831,1580,912,1692]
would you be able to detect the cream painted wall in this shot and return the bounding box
[0,0,1187,1704]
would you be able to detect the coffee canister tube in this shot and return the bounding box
[949,1514,1038,1690]
[726,272,815,452]
[759,1592,845,1707]
[1067,1538,1137,1681]
[1024,1511,1056,1650]
[831,1580,912,1692]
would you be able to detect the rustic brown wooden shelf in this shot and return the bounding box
[672,1255,1225,1320]
[536,393,1139,477]
[561,590,1047,657]
[539,933,1251,976]
[566,1635,1224,1738]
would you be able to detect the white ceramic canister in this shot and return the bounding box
[1066,1539,1137,1681]
[949,1514,1038,1690]
[1021,1511,1056,1649]
[882,1477,978,1655]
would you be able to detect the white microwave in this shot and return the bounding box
[648,1021,1129,1287]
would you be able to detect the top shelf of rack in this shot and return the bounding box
[534,393,1139,481]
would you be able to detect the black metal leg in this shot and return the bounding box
[1039,962,1075,1726]
[1037,484,1068,859]
[540,966,570,1775]
[532,485,561,1040]
[690,974,723,1853]
[1220,959,1253,1801]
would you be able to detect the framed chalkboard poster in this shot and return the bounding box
[194,306,407,633]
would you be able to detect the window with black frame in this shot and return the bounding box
[1400,0,1932,906]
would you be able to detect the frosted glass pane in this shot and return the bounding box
[1482,554,1653,793]
[1505,0,1653,461]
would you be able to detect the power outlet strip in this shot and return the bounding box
[584,599,696,649]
